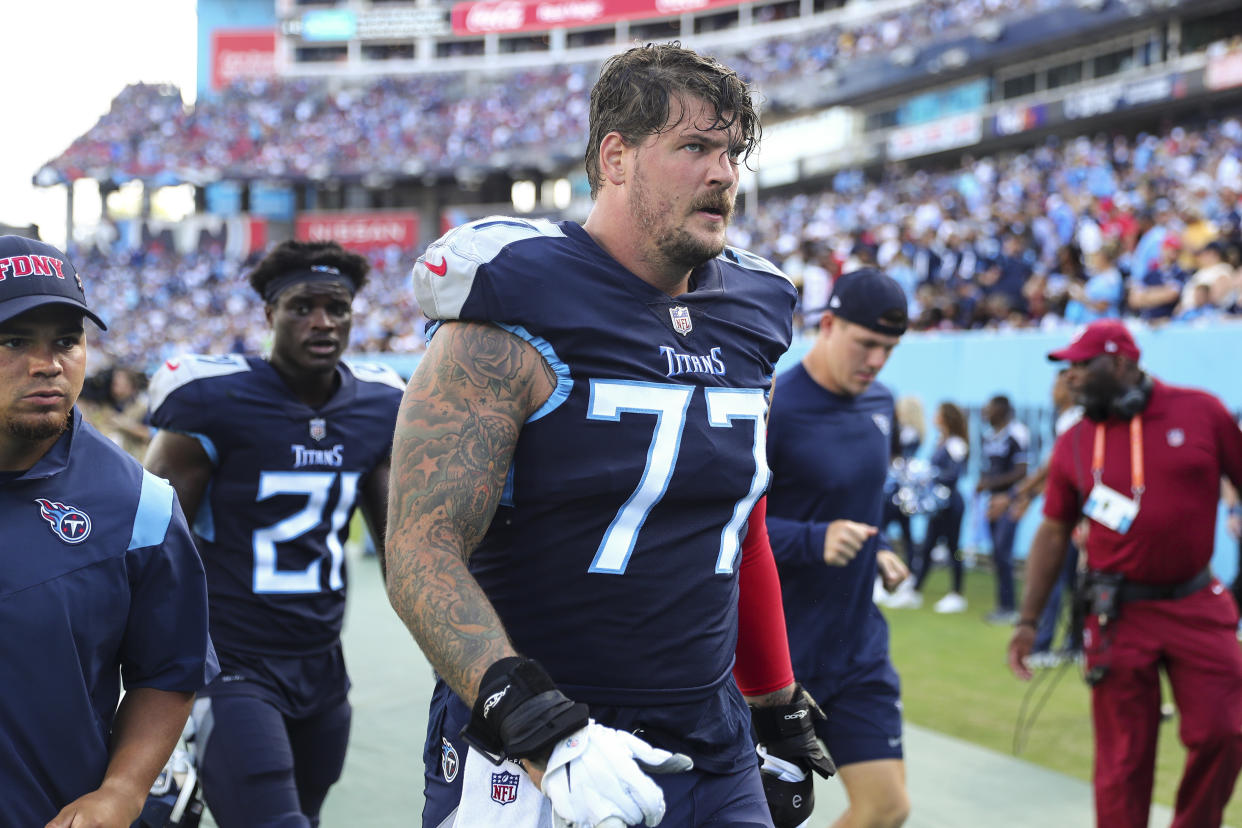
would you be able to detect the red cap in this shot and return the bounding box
[1047,320,1140,363]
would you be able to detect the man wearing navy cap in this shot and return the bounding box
[766,268,913,828]
[1009,318,1242,828]
[0,235,217,827]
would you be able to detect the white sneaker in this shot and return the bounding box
[934,592,968,614]
[873,576,891,606]
[886,584,923,610]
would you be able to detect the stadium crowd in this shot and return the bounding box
[78,239,424,373]
[74,116,1242,374]
[731,119,1242,332]
[41,0,1065,184]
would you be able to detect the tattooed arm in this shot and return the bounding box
[385,320,556,706]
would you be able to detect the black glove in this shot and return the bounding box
[459,656,589,765]
[751,683,836,828]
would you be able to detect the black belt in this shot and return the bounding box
[1114,567,1213,603]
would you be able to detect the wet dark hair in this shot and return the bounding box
[585,42,760,198]
[247,240,370,302]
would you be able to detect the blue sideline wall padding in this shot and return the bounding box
[369,320,1242,583]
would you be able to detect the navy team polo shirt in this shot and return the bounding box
[0,410,217,825]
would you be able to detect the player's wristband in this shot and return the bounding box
[750,683,835,778]
[460,657,589,766]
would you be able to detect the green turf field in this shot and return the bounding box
[887,563,1242,827]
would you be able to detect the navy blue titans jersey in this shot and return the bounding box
[765,365,896,688]
[981,419,1030,492]
[413,218,796,702]
[148,355,403,659]
[0,411,217,825]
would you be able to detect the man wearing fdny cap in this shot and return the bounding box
[0,235,217,827]
[766,268,913,828]
[1008,318,1242,828]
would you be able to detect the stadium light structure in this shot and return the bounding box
[512,180,537,213]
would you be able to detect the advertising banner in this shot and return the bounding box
[211,30,277,91]
[452,0,744,35]
[295,211,420,253]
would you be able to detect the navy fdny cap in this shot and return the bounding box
[826,268,908,337]
[0,235,106,330]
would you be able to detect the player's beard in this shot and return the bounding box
[2,410,71,445]
[629,166,731,271]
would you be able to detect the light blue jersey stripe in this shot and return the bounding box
[128,471,175,550]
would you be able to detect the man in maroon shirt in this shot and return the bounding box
[1007,319,1242,828]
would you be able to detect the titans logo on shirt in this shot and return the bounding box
[36,498,92,544]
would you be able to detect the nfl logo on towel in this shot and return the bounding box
[670,306,693,336]
[491,770,519,805]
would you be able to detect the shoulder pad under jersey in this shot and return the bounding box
[148,353,251,413]
[721,246,792,282]
[344,360,406,391]
[411,216,567,320]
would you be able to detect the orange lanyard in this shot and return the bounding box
[1092,416,1144,505]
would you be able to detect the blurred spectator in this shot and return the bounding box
[1177,240,1236,314]
[883,395,926,563]
[1174,282,1223,323]
[77,366,151,460]
[1064,246,1124,324]
[898,401,971,613]
[1127,236,1188,322]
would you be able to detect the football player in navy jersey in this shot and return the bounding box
[386,43,832,828]
[143,240,404,827]
[765,268,913,828]
[976,395,1030,626]
[0,236,217,827]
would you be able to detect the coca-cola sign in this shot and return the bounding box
[465,1,526,32]
[452,0,743,35]
[295,211,420,253]
[211,30,276,91]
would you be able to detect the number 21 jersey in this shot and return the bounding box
[148,355,403,659]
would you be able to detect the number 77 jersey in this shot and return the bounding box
[148,354,403,658]
[413,218,796,701]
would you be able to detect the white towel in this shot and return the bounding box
[453,747,555,827]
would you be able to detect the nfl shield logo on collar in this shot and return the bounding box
[309,418,328,442]
[36,498,92,544]
[491,769,520,805]
[670,306,693,336]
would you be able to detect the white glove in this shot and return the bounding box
[542,720,691,828]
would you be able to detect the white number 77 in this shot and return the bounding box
[585,380,769,575]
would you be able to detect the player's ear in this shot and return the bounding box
[598,132,628,187]
[264,303,275,325]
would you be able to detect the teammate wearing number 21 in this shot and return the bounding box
[144,240,403,826]
[388,43,832,828]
